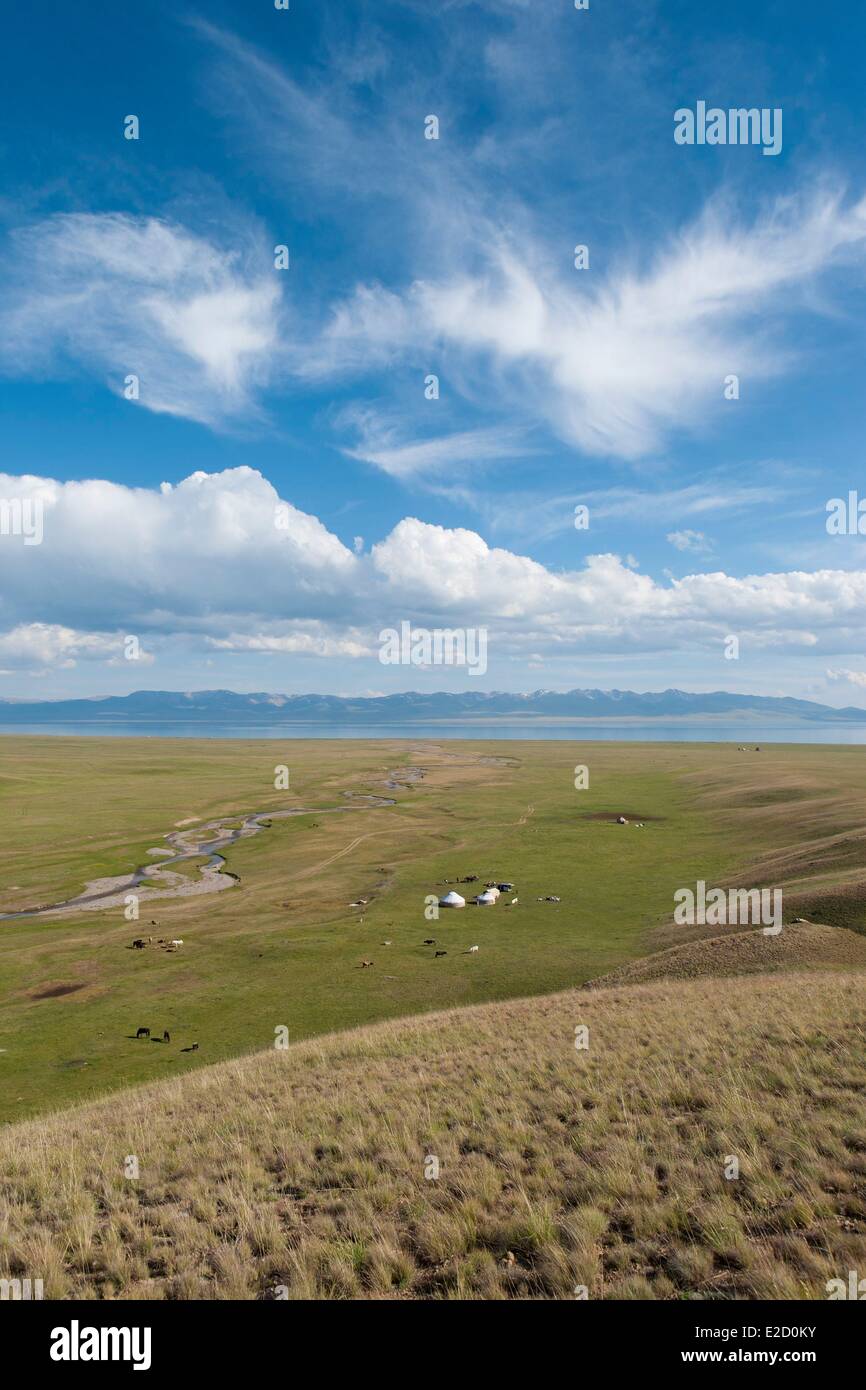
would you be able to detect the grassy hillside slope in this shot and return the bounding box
[2,967,864,1300]
[586,919,866,988]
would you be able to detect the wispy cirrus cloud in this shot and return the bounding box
[5,22,865,469]
[327,186,866,459]
[0,213,283,427]
[449,479,788,543]
[337,405,532,481]
[185,22,866,466]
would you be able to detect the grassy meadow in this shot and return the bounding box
[2,735,866,1123]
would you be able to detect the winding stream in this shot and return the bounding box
[0,792,397,921]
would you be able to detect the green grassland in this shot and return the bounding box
[2,735,866,1124]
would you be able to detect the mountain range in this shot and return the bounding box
[1,688,865,723]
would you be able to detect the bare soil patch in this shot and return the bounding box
[30,982,86,1000]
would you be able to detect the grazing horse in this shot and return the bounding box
[136,1027,150,1039]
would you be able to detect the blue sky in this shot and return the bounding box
[2,0,866,701]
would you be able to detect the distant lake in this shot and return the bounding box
[4,720,866,744]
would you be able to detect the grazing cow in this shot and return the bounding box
[434,950,447,958]
[136,1027,150,1039]
[163,1030,170,1043]
[132,939,145,949]
[169,939,183,947]
[190,1042,199,1051]
[466,945,479,953]
[360,959,374,968]
[423,938,436,945]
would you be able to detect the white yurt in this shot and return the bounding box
[475,890,497,906]
[439,890,466,908]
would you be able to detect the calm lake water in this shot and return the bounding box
[3,720,866,744]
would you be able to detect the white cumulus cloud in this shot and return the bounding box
[1,467,866,677]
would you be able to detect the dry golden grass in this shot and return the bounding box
[2,968,865,1300]
[587,921,866,988]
